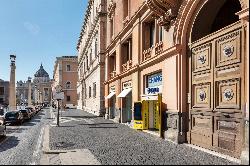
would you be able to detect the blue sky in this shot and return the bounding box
[0,0,87,81]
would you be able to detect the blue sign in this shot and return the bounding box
[148,72,162,87]
[147,87,160,94]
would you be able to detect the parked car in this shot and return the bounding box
[0,108,4,117]
[19,109,32,120]
[26,107,36,116]
[4,111,24,125]
[65,104,77,109]
[0,116,6,137]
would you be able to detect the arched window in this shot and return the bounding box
[66,82,71,89]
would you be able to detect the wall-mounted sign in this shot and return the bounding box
[123,81,132,89]
[146,72,162,95]
[145,85,162,95]
[148,72,162,87]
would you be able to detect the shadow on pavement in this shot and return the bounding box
[58,126,76,128]
[65,116,98,119]
[23,122,37,126]
[89,126,118,129]
[0,136,20,152]
[78,123,115,126]
[6,127,27,134]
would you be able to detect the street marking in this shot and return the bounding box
[30,126,45,165]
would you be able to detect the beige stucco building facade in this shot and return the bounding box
[103,0,249,162]
[77,0,107,116]
[52,56,78,108]
[33,64,52,106]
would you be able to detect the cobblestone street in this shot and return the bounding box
[0,109,52,165]
[47,109,238,165]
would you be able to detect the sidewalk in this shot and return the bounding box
[40,109,239,165]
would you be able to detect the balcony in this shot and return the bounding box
[110,70,117,79]
[143,47,153,61]
[122,60,133,72]
[155,41,163,55]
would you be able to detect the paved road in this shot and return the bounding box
[49,109,238,165]
[0,109,52,165]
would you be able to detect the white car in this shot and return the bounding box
[65,104,77,109]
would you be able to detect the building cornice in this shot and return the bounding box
[77,0,107,52]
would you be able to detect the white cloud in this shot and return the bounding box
[23,22,40,35]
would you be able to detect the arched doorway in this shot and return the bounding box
[187,0,245,158]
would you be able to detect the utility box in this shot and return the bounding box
[133,94,163,138]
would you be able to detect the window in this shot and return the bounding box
[110,53,116,72]
[86,55,89,69]
[95,38,98,57]
[159,26,163,42]
[66,65,71,71]
[0,87,4,95]
[93,83,96,98]
[143,20,156,50]
[122,37,132,64]
[89,49,92,63]
[67,96,71,102]
[89,86,92,98]
[66,82,71,89]
[149,22,155,47]
[44,88,49,97]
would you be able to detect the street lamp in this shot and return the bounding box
[10,55,16,64]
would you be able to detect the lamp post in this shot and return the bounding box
[9,55,16,110]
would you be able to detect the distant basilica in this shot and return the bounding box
[16,64,52,105]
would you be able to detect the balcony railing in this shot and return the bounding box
[110,70,117,79]
[122,60,133,72]
[155,41,163,55]
[143,47,153,61]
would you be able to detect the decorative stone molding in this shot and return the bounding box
[122,60,133,73]
[146,0,181,31]
[143,47,153,61]
[155,41,163,55]
[108,0,116,20]
[110,70,117,79]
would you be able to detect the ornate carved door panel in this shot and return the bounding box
[188,23,245,158]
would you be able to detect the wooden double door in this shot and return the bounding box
[188,22,246,158]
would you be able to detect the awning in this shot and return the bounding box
[117,88,132,98]
[105,91,116,99]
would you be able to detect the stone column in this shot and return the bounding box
[34,86,38,105]
[28,77,32,106]
[9,55,16,111]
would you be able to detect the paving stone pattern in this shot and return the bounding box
[50,110,238,165]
